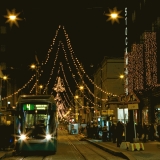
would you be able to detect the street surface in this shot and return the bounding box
[2,128,126,160]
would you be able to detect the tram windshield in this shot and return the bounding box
[16,103,56,138]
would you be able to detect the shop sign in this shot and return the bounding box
[128,104,138,110]
[101,109,114,115]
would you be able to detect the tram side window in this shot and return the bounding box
[49,112,56,135]
[16,116,22,135]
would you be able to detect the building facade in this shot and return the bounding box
[93,57,124,126]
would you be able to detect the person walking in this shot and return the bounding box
[136,122,143,140]
[86,123,90,138]
[116,121,124,147]
[126,121,135,143]
[157,124,160,141]
[110,123,116,143]
[102,124,108,142]
[149,123,156,141]
[143,123,148,142]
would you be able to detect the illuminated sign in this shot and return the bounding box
[124,7,128,95]
[23,104,35,110]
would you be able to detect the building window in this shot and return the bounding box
[0,26,6,34]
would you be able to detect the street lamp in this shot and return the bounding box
[104,7,123,24]
[4,9,22,27]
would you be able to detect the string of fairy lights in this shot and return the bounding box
[2,24,160,112]
[2,75,36,100]
[62,27,117,97]
[127,31,158,93]
[52,68,74,119]
[144,32,157,87]
[2,24,117,103]
[128,43,144,93]
[42,41,61,94]
[59,60,96,108]
[60,41,104,101]
[2,25,62,100]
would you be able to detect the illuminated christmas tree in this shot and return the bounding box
[53,77,65,120]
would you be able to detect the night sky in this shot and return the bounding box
[0,0,160,94]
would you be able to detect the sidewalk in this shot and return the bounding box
[80,135,160,160]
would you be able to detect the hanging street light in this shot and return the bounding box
[4,9,22,27]
[104,7,123,24]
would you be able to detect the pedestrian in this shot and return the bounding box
[86,123,90,138]
[157,124,160,141]
[116,121,124,147]
[149,123,156,141]
[126,121,134,143]
[143,123,148,142]
[90,123,94,138]
[136,122,143,140]
[93,124,99,139]
[110,123,116,143]
[102,124,108,142]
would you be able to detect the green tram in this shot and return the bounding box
[14,95,58,154]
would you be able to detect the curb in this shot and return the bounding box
[84,139,130,160]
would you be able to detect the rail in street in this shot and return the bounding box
[1,128,126,160]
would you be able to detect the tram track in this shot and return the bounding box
[63,129,125,160]
[68,137,108,160]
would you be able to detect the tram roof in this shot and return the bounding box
[17,95,56,104]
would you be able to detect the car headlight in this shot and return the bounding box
[20,134,27,140]
[46,134,51,140]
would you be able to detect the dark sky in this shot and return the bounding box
[0,0,160,95]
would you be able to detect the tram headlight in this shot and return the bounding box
[46,134,51,140]
[20,134,27,140]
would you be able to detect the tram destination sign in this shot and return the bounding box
[23,104,35,110]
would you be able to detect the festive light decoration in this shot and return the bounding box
[128,44,144,92]
[2,25,61,100]
[60,41,106,107]
[143,32,157,87]
[53,77,65,93]
[54,76,66,120]
[2,75,35,100]
[62,27,117,97]
[59,62,84,108]
[43,42,61,94]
